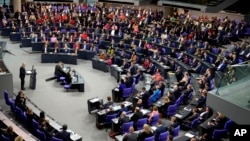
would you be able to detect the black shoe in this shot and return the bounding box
[21,88,26,90]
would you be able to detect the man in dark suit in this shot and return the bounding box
[54,62,65,77]
[19,63,26,90]
[155,120,167,141]
[137,87,150,108]
[130,107,143,130]
[118,112,130,128]
[56,124,71,141]
[122,127,137,141]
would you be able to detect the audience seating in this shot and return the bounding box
[136,118,148,130]
[36,129,47,141]
[51,137,63,141]
[105,114,117,131]
[121,122,134,134]
[149,114,160,126]
[165,104,178,118]
[158,131,169,141]
[173,125,181,137]
[1,135,11,141]
[144,136,155,141]
[212,129,228,140]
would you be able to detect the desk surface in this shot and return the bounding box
[62,67,84,84]
[97,101,132,116]
[0,111,37,141]
[25,100,82,141]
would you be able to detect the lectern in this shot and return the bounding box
[87,97,103,114]
[28,68,37,90]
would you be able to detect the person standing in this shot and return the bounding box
[19,63,26,90]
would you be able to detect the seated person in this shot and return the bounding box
[55,124,71,141]
[137,124,154,141]
[39,121,53,140]
[134,99,143,109]
[130,107,143,130]
[0,126,16,141]
[155,120,167,141]
[148,106,159,123]
[122,127,137,141]
[143,58,151,70]
[117,103,129,117]
[15,90,27,111]
[195,90,207,108]
[118,112,130,128]
[160,96,171,113]
[100,96,114,109]
[182,108,200,127]
[137,87,150,108]
[99,51,106,60]
[65,69,72,84]
[133,69,142,83]
[198,106,213,122]
[151,86,161,102]
[50,34,58,42]
[151,69,163,85]
[54,62,65,77]
[167,116,179,136]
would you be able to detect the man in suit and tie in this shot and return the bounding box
[82,41,89,50]
[19,63,26,90]
[155,120,167,141]
[56,124,71,141]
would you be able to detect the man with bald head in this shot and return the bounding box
[122,126,137,141]
[19,63,26,90]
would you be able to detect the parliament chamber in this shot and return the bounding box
[0,0,250,141]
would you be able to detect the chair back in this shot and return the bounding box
[4,90,10,105]
[122,87,132,98]
[150,113,160,126]
[175,95,183,106]
[191,117,200,129]
[36,129,46,141]
[224,120,234,131]
[159,131,168,141]
[173,125,180,137]
[105,114,117,124]
[15,106,24,119]
[122,122,134,133]
[51,137,63,141]
[131,83,136,94]
[144,136,155,141]
[188,91,193,100]
[1,134,11,141]
[9,99,16,113]
[212,129,227,139]
[136,118,147,130]
[32,119,39,131]
[147,95,154,107]
[166,104,177,117]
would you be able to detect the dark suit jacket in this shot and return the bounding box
[54,65,65,77]
[130,111,143,123]
[56,130,71,141]
[155,125,167,140]
[138,131,153,141]
[19,66,26,79]
[118,116,130,127]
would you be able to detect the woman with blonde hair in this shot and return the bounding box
[137,124,153,141]
[15,136,23,141]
